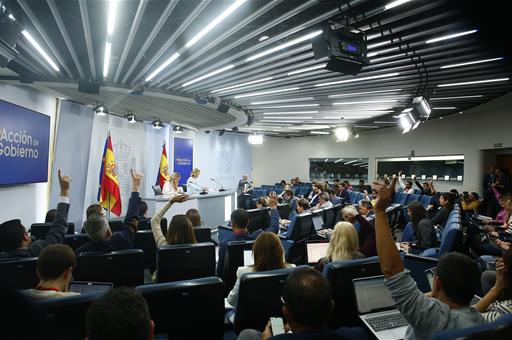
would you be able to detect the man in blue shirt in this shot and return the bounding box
[216,209,253,277]
[77,170,144,254]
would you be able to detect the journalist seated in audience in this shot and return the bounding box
[473,249,512,322]
[325,188,342,205]
[461,192,480,211]
[315,192,333,210]
[80,203,105,234]
[185,208,202,228]
[23,244,78,299]
[372,177,485,339]
[0,170,71,259]
[256,196,270,209]
[358,199,374,219]
[481,195,511,227]
[138,200,149,219]
[430,192,455,229]
[227,232,295,307]
[86,287,155,340]
[238,267,370,340]
[315,222,365,272]
[279,198,311,238]
[341,205,377,257]
[309,183,323,206]
[278,185,293,200]
[217,209,253,277]
[150,195,197,247]
[77,170,144,254]
[402,201,439,250]
[370,189,378,207]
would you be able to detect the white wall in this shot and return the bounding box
[252,91,512,194]
[0,83,57,226]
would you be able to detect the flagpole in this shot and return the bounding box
[107,193,111,220]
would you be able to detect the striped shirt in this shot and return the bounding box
[483,299,512,322]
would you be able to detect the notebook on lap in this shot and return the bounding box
[68,281,113,295]
[353,276,408,340]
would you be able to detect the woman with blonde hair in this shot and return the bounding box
[162,172,182,195]
[315,222,365,272]
[186,168,204,193]
[227,232,295,307]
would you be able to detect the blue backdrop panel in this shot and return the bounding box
[173,137,193,186]
[0,99,50,185]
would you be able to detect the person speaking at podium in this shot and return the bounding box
[163,172,183,195]
[186,168,206,194]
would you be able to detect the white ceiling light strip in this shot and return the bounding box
[440,57,503,69]
[258,104,320,109]
[430,95,483,100]
[310,131,330,135]
[425,29,478,44]
[145,0,247,82]
[287,63,327,75]
[384,0,412,10]
[182,64,235,87]
[246,30,323,62]
[263,116,314,120]
[367,46,399,58]
[433,107,457,109]
[211,77,274,93]
[21,30,60,72]
[250,97,315,105]
[333,99,398,105]
[234,87,300,99]
[103,0,118,78]
[329,89,403,98]
[262,111,318,115]
[315,72,400,87]
[437,78,509,87]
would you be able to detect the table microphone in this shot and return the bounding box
[210,178,226,191]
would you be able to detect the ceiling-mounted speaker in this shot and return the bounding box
[78,80,100,94]
[216,102,230,113]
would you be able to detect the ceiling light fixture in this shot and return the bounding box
[440,57,503,69]
[258,35,269,42]
[186,0,248,48]
[433,107,457,110]
[211,77,274,93]
[430,95,483,100]
[103,0,118,78]
[93,103,109,116]
[425,29,478,44]
[400,115,412,134]
[262,111,318,115]
[314,72,400,87]
[334,127,350,142]
[8,13,15,21]
[384,0,412,10]
[246,30,323,62]
[234,87,300,99]
[248,133,264,144]
[173,125,183,134]
[353,133,360,139]
[21,30,60,72]
[310,131,330,135]
[262,116,314,120]
[287,63,327,76]
[437,78,509,87]
[250,97,315,105]
[344,159,360,165]
[258,104,320,109]
[145,52,180,82]
[125,110,136,123]
[183,64,235,87]
[332,99,398,105]
[334,158,344,163]
[328,88,402,98]
[152,120,164,129]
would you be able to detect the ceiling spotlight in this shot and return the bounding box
[219,129,225,136]
[353,133,360,139]
[248,133,264,145]
[258,35,269,42]
[152,120,164,129]
[125,111,136,124]
[93,103,109,116]
[205,130,211,134]
[173,125,183,134]
[334,127,350,142]
[231,127,239,132]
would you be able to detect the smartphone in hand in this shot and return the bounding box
[270,317,285,335]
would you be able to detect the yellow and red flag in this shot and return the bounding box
[156,144,169,188]
[97,133,122,216]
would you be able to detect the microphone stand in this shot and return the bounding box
[210,178,226,192]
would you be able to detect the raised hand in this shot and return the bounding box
[58,169,71,197]
[372,176,398,212]
[131,169,144,192]
[171,194,189,204]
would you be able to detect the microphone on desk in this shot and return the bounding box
[210,178,226,192]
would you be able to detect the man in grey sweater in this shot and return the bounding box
[372,177,486,340]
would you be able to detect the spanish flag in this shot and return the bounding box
[97,133,122,216]
[155,144,170,189]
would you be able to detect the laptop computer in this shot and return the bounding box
[305,241,329,264]
[313,215,324,231]
[424,268,481,305]
[152,185,163,196]
[353,276,409,340]
[68,281,113,295]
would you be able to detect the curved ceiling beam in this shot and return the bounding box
[79,0,96,79]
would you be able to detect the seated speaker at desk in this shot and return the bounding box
[186,168,207,194]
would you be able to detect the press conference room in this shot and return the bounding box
[1,0,512,339]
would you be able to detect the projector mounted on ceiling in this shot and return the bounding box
[311,19,369,76]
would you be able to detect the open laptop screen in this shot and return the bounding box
[313,215,324,231]
[68,281,113,295]
[243,250,254,266]
[306,242,329,264]
[353,276,395,314]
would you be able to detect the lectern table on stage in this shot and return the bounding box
[144,190,237,229]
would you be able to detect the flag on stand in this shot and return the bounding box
[97,133,122,216]
[156,144,169,188]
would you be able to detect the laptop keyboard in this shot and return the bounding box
[366,313,408,332]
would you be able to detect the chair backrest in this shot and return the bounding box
[63,234,90,251]
[348,191,358,204]
[438,223,461,256]
[431,312,512,340]
[0,257,38,289]
[193,227,211,243]
[31,292,102,340]
[234,266,307,334]
[323,256,382,328]
[134,230,157,270]
[138,218,151,231]
[222,240,255,293]
[108,219,124,232]
[277,204,291,220]
[323,205,338,229]
[405,194,421,205]
[30,223,74,239]
[247,208,271,233]
[420,195,432,208]
[355,192,366,204]
[403,253,438,292]
[74,249,144,287]
[156,242,215,283]
[137,277,225,339]
[401,222,417,242]
[289,213,314,242]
